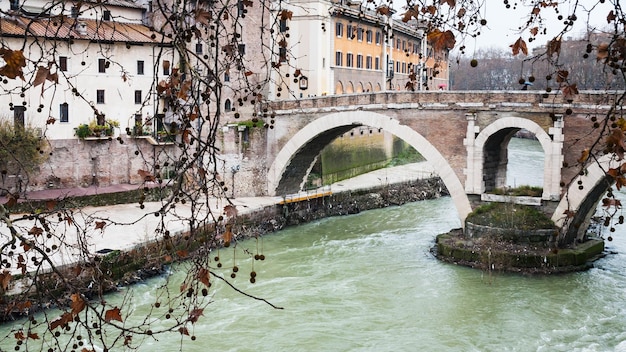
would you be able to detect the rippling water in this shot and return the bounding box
[5,138,626,351]
[507,137,545,188]
[119,194,626,352]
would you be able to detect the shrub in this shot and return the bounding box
[0,120,45,175]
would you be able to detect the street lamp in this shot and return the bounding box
[299,75,308,90]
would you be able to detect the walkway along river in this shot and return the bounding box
[3,138,626,351]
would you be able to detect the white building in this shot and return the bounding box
[0,0,173,139]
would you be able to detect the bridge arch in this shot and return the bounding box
[553,154,615,245]
[267,111,473,222]
[467,116,562,201]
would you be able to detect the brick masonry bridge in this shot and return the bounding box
[263,90,622,246]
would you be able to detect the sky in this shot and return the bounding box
[460,0,613,53]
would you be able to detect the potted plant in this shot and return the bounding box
[75,119,120,139]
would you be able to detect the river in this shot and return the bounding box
[5,138,626,351]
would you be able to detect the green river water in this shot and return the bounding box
[4,138,626,351]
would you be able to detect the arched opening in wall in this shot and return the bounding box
[346,81,354,94]
[483,128,545,194]
[375,83,382,92]
[395,84,401,91]
[224,99,231,111]
[366,82,373,92]
[335,81,344,95]
[356,82,364,93]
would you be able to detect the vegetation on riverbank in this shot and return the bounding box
[386,146,425,167]
[491,185,543,197]
[466,202,555,230]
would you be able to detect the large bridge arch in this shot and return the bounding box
[267,111,473,223]
[467,116,563,201]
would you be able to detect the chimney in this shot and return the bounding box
[76,21,87,36]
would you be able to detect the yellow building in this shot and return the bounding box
[279,0,449,99]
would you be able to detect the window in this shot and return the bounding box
[237,0,244,16]
[366,30,373,43]
[137,60,144,75]
[70,6,79,17]
[347,24,353,40]
[13,106,25,128]
[60,103,69,122]
[96,89,105,104]
[402,62,406,73]
[59,56,68,71]
[413,43,419,54]
[238,44,246,55]
[225,99,231,111]
[163,60,170,76]
[346,53,353,67]
[279,47,287,62]
[335,22,343,37]
[396,39,400,49]
[134,90,142,104]
[356,54,363,69]
[195,43,203,55]
[356,28,363,41]
[402,40,406,51]
[375,57,380,70]
[335,51,342,66]
[280,19,288,32]
[375,31,381,44]
[395,61,400,73]
[103,10,111,21]
[98,58,106,73]
[366,56,372,69]
[10,0,19,11]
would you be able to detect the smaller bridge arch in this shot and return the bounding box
[466,115,563,201]
[267,111,473,223]
[553,154,615,245]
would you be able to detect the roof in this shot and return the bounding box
[0,15,167,44]
[80,0,145,9]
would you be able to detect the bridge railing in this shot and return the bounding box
[269,90,623,113]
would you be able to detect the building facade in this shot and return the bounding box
[275,0,449,99]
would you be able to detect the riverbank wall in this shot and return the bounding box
[117,176,449,285]
[1,177,447,321]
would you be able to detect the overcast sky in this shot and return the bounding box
[440,0,612,54]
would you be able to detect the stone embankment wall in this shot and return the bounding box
[109,177,447,286]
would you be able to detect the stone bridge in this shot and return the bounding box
[263,91,622,245]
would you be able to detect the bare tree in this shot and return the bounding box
[0,0,624,350]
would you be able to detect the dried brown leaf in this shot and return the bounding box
[279,10,293,20]
[0,271,12,291]
[224,204,238,217]
[0,48,26,80]
[198,267,210,287]
[188,307,204,323]
[138,169,156,182]
[28,226,44,236]
[427,29,456,52]
[510,37,528,56]
[104,307,123,322]
[70,293,86,316]
[95,221,106,231]
[49,312,73,330]
[608,10,616,23]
